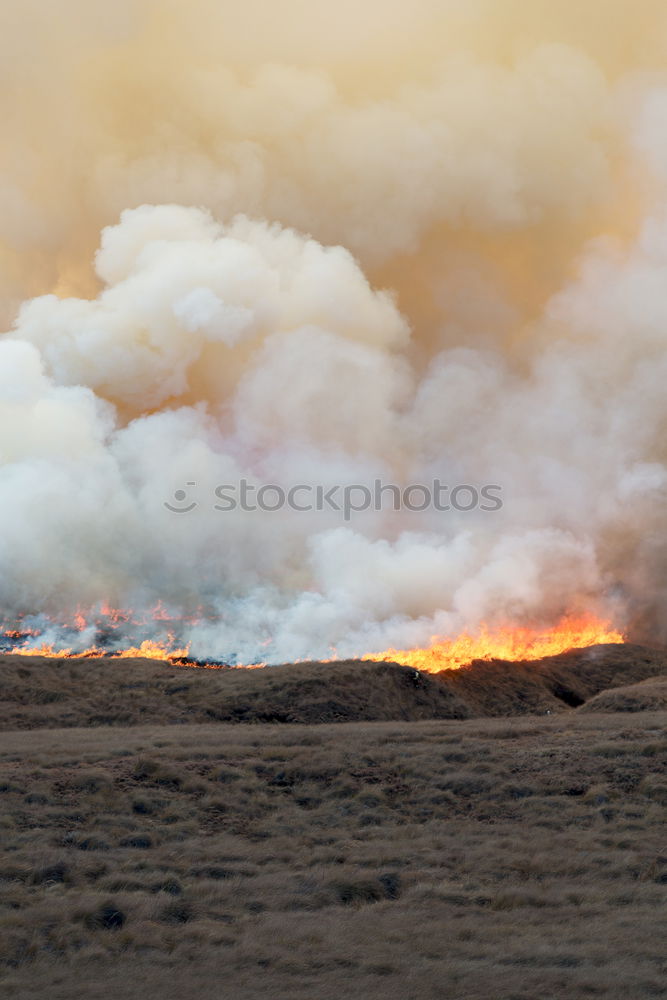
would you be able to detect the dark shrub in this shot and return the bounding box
[160,901,192,924]
[85,902,126,930]
[119,835,153,849]
[379,872,402,900]
[31,863,69,885]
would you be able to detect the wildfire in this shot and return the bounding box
[112,639,190,660]
[362,615,624,674]
[1,609,624,671]
[6,639,190,662]
[2,606,191,662]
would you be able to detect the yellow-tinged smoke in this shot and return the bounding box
[1,0,662,313]
[2,1,667,661]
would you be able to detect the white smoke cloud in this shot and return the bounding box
[2,2,667,659]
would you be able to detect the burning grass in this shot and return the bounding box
[1,611,624,671]
[363,614,624,672]
[8,640,190,662]
[1,605,194,663]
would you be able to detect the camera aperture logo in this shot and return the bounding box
[164,480,503,520]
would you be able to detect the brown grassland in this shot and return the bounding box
[0,647,666,999]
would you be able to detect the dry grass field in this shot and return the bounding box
[1,649,666,999]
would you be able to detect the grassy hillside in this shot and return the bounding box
[2,643,667,728]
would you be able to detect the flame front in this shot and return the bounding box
[2,606,191,662]
[362,615,624,674]
[1,610,623,670]
[7,638,190,662]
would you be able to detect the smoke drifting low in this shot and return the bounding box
[2,0,667,661]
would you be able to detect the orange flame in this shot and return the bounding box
[362,614,624,674]
[7,638,189,662]
[110,639,190,660]
[73,610,87,632]
[3,607,191,661]
[3,611,623,671]
[98,603,131,624]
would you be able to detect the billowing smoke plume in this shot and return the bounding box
[2,0,667,660]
